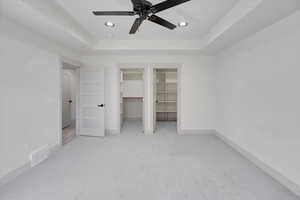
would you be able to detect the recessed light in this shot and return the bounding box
[104,21,115,28]
[178,21,188,27]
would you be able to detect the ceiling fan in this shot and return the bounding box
[93,0,191,34]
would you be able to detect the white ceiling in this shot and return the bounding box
[56,0,239,40]
[1,0,299,56]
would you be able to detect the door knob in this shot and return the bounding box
[98,104,105,107]
[69,100,73,103]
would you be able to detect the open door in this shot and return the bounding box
[153,68,157,133]
[79,67,105,137]
[62,71,72,128]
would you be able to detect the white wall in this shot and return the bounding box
[122,81,144,98]
[0,23,61,180]
[80,55,216,133]
[216,11,300,191]
[123,98,143,119]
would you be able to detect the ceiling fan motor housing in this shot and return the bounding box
[133,0,153,17]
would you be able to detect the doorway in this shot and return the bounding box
[153,68,178,134]
[62,67,78,145]
[120,68,145,134]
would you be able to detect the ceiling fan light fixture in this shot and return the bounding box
[178,21,188,27]
[104,21,115,28]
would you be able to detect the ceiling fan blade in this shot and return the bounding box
[151,0,191,14]
[129,18,143,34]
[148,15,176,30]
[93,11,135,16]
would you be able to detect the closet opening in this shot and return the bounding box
[61,65,79,145]
[153,68,178,134]
[120,68,145,134]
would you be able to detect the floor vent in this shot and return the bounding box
[30,145,50,167]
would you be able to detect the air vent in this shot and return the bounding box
[30,145,50,167]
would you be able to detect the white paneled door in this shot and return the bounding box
[79,67,105,137]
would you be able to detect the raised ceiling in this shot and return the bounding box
[1,0,299,55]
[56,0,239,40]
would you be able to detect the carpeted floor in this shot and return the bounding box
[0,120,298,200]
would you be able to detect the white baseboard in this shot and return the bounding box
[105,129,120,135]
[0,163,31,188]
[0,143,61,188]
[215,131,300,197]
[50,144,61,154]
[144,129,154,135]
[178,129,216,135]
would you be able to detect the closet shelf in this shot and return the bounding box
[123,96,143,99]
[157,91,176,94]
[157,100,176,103]
[157,81,177,84]
[166,80,177,83]
[156,111,177,113]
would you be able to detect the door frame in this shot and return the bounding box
[150,64,182,134]
[59,60,80,146]
[117,63,147,134]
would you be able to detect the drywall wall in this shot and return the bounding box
[80,55,216,133]
[216,11,300,192]
[0,17,80,62]
[0,25,61,180]
[122,81,144,98]
[123,98,143,120]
